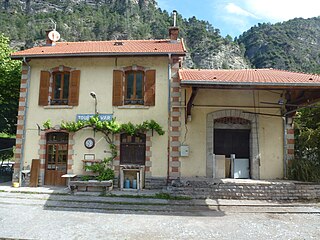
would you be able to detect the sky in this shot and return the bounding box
[156,0,320,38]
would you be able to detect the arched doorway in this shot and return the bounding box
[45,132,69,186]
[214,117,251,178]
[206,110,260,179]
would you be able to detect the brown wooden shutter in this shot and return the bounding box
[38,71,50,106]
[113,70,123,106]
[69,70,80,106]
[144,70,156,106]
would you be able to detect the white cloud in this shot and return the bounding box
[221,14,252,34]
[225,3,258,18]
[156,0,170,9]
[243,0,320,22]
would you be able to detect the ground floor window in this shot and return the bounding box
[120,133,146,165]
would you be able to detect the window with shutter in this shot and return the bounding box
[125,71,144,105]
[113,68,156,106]
[38,67,80,107]
[51,72,70,105]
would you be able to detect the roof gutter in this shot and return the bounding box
[167,53,172,185]
[180,80,320,88]
[11,52,186,60]
[283,117,288,179]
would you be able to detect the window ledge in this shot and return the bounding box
[117,105,150,109]
[44,105,74,109]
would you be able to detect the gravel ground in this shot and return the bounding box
[0,192,319,240]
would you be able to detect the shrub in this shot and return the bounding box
[84,157,114,181]
[288,157,320,182]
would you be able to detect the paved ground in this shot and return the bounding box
[0,184,319,240]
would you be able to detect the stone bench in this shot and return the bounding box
[69,180,113,193]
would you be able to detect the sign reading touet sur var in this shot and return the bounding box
[76,114,113,122]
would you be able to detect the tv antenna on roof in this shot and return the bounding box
[47,18,60,43]
[49,18,57,31]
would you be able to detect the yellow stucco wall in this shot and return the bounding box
[180,89,284,179]
[23,57,169,177]
[22,57,285,181]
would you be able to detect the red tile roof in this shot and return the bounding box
[11,39,186,59]
[179,69,320,88]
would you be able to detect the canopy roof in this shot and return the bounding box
[179,69,320,88]
[179,69,320,120]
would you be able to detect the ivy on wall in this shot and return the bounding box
[60,116,164,135]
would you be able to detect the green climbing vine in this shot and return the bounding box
[60,117,165,136]
[44,116,165,181]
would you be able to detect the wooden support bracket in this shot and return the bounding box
[186,87,198,123]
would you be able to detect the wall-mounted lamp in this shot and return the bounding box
[36,123,44,136]
[90,91,98,115]
[90,91,96,99]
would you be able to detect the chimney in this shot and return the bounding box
[169,10,179,41]
[45,30,53,46]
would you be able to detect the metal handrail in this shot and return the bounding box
[0,147,14,152]
[0,148,14,168]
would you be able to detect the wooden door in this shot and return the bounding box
[45,133,68,186]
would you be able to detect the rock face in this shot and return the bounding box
[1,0,153,13]
[185,44,250,69]
[3,0,250,70]
[238,17,320,73]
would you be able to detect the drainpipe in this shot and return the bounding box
[283,117,287,179]
[19,57,31,185]
[167,54,172,185]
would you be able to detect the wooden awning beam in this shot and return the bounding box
[285,90,320,116]
[186,87,198,123]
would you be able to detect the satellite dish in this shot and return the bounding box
[48,30,60,42]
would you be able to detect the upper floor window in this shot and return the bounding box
[38,66,80,107]
[113,67,156,107]
[52,72,70,105]
[125,71,144,105]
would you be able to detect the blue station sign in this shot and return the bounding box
[76,114,113,122]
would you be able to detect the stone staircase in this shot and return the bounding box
[168,178,320,200]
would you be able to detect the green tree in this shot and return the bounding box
[294,106,320,159]
[0,34,21,134]
[288,106,320,182]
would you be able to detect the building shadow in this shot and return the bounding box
[41,187,226,218]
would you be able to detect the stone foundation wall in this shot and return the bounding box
[112,177,167,190]
[168,179,320,200]
[144,177,167,189]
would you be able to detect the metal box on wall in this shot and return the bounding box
[180,145,189,157]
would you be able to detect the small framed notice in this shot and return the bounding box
[84,154,95,160]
